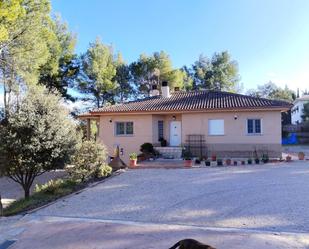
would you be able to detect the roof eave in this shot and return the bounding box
[89,106,292,116]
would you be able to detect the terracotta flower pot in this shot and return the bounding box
[129,159,137,167]
[184,159,193,167]
[298,152,305,160]
[286,155,292,162]
[226,159,232,165]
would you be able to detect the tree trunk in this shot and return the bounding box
[23,186,30,198]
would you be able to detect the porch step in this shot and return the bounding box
[155,147,182,159]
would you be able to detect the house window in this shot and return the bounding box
[158,120,164,140]
[247,119,261,134]
[208,119,224,135]
[115,122,134,136]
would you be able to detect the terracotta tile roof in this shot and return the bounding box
[90,90,292,114]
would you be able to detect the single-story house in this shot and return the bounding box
[80,83,291,164]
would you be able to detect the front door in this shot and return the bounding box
[170,121,181,146]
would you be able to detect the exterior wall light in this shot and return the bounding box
[172,115,176,120]
[234,115,238,120]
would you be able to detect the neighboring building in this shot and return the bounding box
[291,95,309,124]
[80,83,291,163]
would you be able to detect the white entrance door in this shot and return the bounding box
[170,121,182,146]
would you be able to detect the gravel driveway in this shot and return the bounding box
[35,162,309,233]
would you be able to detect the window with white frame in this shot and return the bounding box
[115,122,134,136]
[247,119,261,134]
[208,119,224,135]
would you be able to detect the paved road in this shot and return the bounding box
[35,162,309,233]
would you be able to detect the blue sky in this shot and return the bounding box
[51,0,309,92]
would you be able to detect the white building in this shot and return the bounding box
[291,95,309,124]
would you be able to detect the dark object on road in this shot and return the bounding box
[169,238,216,249]
[108,146,126,171]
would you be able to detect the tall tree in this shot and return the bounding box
[113,53,134,102]
[38,16,79,101]
[0,0,54,116]
[191,51,239,91]
[180,66,193,90]
[79,38,117,108]
[247,82,295,102]
[192,54,211,90]
[0,86,78,198]
[130,51,184,95]
[130,53,158,96]
[0,0,25,44]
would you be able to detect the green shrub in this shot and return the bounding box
[68,140,112,182]
[129,153,137,160]
[34,178,78,195]
[140,142,154,154]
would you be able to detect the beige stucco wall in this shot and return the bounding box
[98,114,153,164]
[98,110,283,164]
[181,111,282,157]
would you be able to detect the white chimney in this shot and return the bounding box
[149,85,160,97]
[161,81,170,98]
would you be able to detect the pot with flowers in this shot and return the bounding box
[286,154,292,162]
[298,152,305,160]
[183,150,193,167]
[129,153,138,167]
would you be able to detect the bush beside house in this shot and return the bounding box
[67,140,112,182]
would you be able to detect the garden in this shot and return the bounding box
[0,87,112,216]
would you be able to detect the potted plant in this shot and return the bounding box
[262,154,269,164]
[248,158,252,164]
[159,137,167,147]
[205,159,211,166]
[241,160,246,165]
[286,154,292,162]
[183,150,193,167]
[255,158,260,164]
[298,152,305,160]
[226,159,232,166]
[217,158,223,166]
[211,154,217,161]
[129,153,138,167]
[195,158,201,165]
[233,160,238,166]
